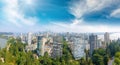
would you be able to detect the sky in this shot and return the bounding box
[0,0,120,33]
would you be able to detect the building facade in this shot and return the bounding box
[71,37,86,60]
[104,32,110,47]
[51,42,62,58]
[27,32,32,45]
[89,34,98,56]
[37,36,47,56]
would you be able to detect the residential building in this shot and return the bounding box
[70,37,87,60]
[27,32,32,45]
[37,36,47,56]
[89,34,98,56]
[97,39,102,48]
[104,32,110,47]
[51,42,62,58]
[25,44,37,52]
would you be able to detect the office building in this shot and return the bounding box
[89,34,98,56]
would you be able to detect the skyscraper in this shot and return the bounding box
[51,42,62,58]
[37,36,47,56]
[104,32,110,47]
[89,34,98,56]
[27,32,32,45]
[71,37,86,60]
[20,33,23,41]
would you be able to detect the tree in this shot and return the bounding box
[114,58,120,65]
[115,52,120,58]
[61,60,66,65]
[88,59,93,65]
[108,42,120,57]
[92,54,104,65]
[103,55,109,65]
[80,57,87,65]
[85,49,89,63]
[0,37,82,65]
[114,52,120,65]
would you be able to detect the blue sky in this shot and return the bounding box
[0,0,120,32]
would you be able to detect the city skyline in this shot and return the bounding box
[0,0,120,32]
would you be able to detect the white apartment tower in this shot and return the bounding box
[37,36,47,56]
[71,37,86,60]
[27,32,32,45]
[104,32,110,46]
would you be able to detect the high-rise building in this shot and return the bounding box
[51,42,62,58]
[27,32,32,45]
[89,34,98,56]
[97,39,102,48]
[20,33,26,43]
[104,32,110,46]
[37,36,47,56]
[20,33,23,40]
[71,37,86,60]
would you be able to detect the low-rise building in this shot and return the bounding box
[25,44,37,52]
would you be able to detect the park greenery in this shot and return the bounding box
[114,52,120,65]
[0,38,120,65]
[110,41,120,65]
[91,41,120,65]
[0,38,80,65]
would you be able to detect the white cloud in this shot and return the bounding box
[1,0,120,33]
[110,8,120,18]
[71,19,83,25]
[59,0,120,33]
[69,0,115,19]
[68,0,117,27]
[24,0,33,5]
[2,0,38,27]
[47,22,120,33]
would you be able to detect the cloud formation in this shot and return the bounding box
[0,0,120,32]
[48,0,119,33]
[69,0,114,19]
[1,0,38,27]
[110,8,120,18]
[49,22,120,33]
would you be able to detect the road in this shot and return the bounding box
[108,58,114,65]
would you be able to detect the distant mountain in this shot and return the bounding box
[0,32,13,35]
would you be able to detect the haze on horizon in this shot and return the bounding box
[0,0,120,33]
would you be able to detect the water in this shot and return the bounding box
[0,38,7,49]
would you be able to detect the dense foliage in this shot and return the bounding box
[114,52,120,65]
[0,38,80,65]
[0,38,38,65]
[92,48,109,65]
[108,41,120,65]
[108,41,120,57]
[0,38,119,65]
